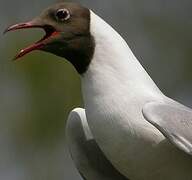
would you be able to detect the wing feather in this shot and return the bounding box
[143,102,192,156]
[66,108,129,180]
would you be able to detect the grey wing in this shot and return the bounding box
[66,108,129,180]
[142,101,192,156]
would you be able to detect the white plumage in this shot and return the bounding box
[67,11,192,180]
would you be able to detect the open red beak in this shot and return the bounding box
[4,21,59,60]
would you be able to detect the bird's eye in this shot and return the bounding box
[56,9,70,21]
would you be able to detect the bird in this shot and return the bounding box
[4,2,192,180]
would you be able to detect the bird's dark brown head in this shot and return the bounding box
[4,2,95,74]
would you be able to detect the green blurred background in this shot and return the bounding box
[0,0,192,179]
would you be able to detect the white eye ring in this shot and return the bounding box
[56,9,70,21]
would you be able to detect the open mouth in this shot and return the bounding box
[4,22,59,60]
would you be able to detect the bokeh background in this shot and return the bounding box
[0,0,192,179]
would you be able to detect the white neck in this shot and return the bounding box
[82,11,162,101]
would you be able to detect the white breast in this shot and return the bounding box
[81,11,192,180]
